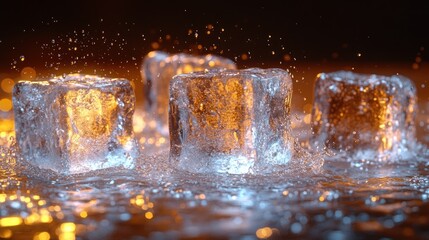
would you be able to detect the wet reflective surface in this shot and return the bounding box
[1,110,429,240]
[1,2,428,238]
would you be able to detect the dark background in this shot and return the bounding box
[0,0,428,73]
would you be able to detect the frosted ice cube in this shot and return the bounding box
[141,51,236,135]
[13,74,139,174]
[311,71,417,157]
[169,68,293,174]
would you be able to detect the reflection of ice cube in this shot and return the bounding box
[13,74,139,174]
[311,71,417,157]
[140,51,236,135]
[169,68,293,174]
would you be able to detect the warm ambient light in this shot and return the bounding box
[0,217,23,227]
[1,78,14,93]
[20,67,37,80]
[0,98,12,112]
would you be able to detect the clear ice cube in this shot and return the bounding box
[141,51,236,135]
[13,74,139,174]
[169,68,293,174]
[310,71,417,157]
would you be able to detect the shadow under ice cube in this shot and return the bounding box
[141,51,236,135]
[13,74,139,174]
[169,68,293,174]
[311,71,417,157]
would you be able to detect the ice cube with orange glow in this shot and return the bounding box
[169,68,293,174]
[310,71,417,158]
[140,51,236,135]
[13,74,139,174]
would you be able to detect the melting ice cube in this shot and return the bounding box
[140,51,236,135]
[311,71,417,158]
[169,68,293,174]
[13,74,139,174]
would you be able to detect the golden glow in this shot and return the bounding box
[129,81,136,90]
[60,222,76,232]
[135,198,145,206]
[317,81,394,152]
[185,76,250,153]
[25,213,40,225]
[182,64,194,74]
[145,212,154,219]
[0,216,23,227]
[256,227,273,239]
[40,214,53,223]
[0,98,13,112]
[133,114,146,133]
[130,194,155,214]
[0,229,12,239]
[303,114,312,124]
[33,232,50,240]
[58,232,75,240]
[20,67,37,80]
[147,51,157,58]
[1,78,14,93]
[66,89,117,137]
[0,193,6,202]
[370,196,379,202]
[197,194,206,200]
[65,89,118,158]
[79,211,88,218]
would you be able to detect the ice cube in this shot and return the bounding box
[169,68,293,174]
[141,51,236,135]
[13,74,139,174]
[310,71,417,157]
